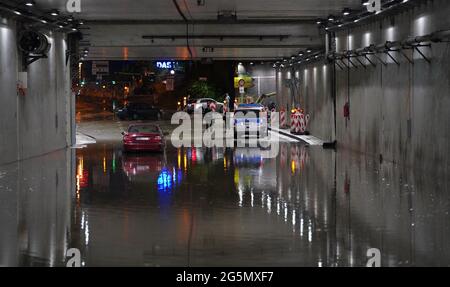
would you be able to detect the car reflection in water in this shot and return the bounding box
[71,142,328,266]
[122,150,183,194]
[122,152,164,179]
[67,140,450,267]
[0,135,447,267]
[233,147,276,191]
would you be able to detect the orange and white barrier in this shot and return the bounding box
[290,112,298,134]
[270,111,279,127]
[295,111,303,135]
[289,110,311,135]
[297,112,305,134]
[280,109,287,128]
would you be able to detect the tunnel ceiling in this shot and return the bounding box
[22,0,362,60]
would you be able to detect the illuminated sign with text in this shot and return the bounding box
[156,61,176,69]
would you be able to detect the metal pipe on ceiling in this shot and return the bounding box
[326,28,450,63]
[142,35,291,40]
[84,19,317,25]
[83,44,314,49]
[404,30,450,45]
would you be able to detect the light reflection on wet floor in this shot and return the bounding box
[0,142,450,267]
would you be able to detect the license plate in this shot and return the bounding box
[136,137,150,141]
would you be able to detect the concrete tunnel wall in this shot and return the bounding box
[0,149,74,266]
[0,15,74,165]
[275,62,335,142]
[246,63,277,99]
[276,0,450,175]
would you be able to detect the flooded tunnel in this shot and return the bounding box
[0,0,450,270]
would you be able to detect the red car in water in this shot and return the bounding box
[122,124,165,152]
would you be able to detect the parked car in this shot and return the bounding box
[234,104,268,138]
[185,98,224,114]
[122,124,165,152]
[116,102,162,120]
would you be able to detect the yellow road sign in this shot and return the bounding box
[234,76,254,88]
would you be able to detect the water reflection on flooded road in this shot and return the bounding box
[70,143,450,267]
[1,141,450,266]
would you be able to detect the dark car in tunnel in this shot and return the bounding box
[116,102,163,120]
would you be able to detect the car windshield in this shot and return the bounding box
[235,110,261,118]
[128,125,160,133]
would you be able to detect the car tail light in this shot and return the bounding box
[154,136,162,141]
[124,135,133,143]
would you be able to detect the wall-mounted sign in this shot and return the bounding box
[92,61,109,75]
[202,47,214,53]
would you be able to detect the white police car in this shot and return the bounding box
[234,104,268,138]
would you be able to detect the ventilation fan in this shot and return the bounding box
[18,30,50,54]
[18,30,51,67]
